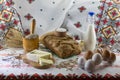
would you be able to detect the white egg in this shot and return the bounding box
[77,57,86,69]
[85,59,95,73]
[92,53,102,65]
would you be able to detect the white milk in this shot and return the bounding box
[84,12,96,51]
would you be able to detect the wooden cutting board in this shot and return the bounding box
[21,54,55,69]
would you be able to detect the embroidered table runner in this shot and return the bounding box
[0,48,120,76]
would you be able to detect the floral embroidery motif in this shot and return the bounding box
[5,0,14,7]
[102,18,108,25]
[27,0,35,4]
[96,0,120,47]
[110,38,115,45]
[98,5,104,11]
[115,21,120,27]
[101,26,116,39]
[78,6,86,13]
[98,36,103,43]
[0,10,13,22]
[107,8,120,20]
[24,13,33,20]
[107,2,113,6]
[74,22,81,28]
[0,24,6,30]
[13,19,19,26]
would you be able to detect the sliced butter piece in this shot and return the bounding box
[39,58,53,66]
[32,49,51,54]
[26,49,53,63]
[31,49,52,59]
[26,53,39,62]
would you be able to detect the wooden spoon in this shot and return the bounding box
[30,19,36,34]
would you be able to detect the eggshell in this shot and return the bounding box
[92,53,102,65]
[85,59,95,73]
[77,57,86,69]
[94,48,103,55]
[84,50,93,60]
[102,49,110,61]
[108,53,116,64]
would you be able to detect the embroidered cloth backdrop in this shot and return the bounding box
[0,0,120,51]
[0,0,120,78]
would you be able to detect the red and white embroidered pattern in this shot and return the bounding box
[0,24,6,30]
[96,0,120,47]
[27,0,35,4]
[74,22,81,28]
[24,13,33,20]
[107,8,120,20]
[0,10,13,22]
[101,26,116,39]
[78,6,86,13]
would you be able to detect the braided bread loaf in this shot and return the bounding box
[40,31,81,59]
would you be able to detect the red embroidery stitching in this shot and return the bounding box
[24,13,33,20]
